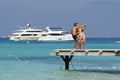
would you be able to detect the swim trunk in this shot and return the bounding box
[72,35,78,41]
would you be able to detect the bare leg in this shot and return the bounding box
[73,42,77,49]
[76,38,82,49]
[81,40,82,49]
[83,40,86,49]
[73,35,82,49]
[82,33,86,49]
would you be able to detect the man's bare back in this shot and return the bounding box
[71,27,78,36]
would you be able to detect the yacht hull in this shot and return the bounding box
[10,36,40,41]
[38,34,73,41]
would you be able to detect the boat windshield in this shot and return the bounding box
[26,31,42,32]
[49,27,62,31]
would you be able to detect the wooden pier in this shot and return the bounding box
[50,49,120,70]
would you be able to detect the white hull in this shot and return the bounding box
[10,35,73,41]
[10,36,40,41]
[38,34,73,41]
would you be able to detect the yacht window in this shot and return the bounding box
[26,31,42,32]
[21,34,32,36]
[33,34,37,36]
[48,33,63,36]
[42,34,47,36]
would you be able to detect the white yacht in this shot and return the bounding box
[38,27,73,41]
[10,23,73,41]
[10,23,43,41]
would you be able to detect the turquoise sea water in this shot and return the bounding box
[0,38,120,80]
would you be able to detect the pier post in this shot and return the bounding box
[61,55,73,70]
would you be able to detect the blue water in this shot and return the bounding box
[0,38,120,80]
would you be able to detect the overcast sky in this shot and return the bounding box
[0,0,120,37]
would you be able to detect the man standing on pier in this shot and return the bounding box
[71,23,81,49]
[71,23,87,49]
